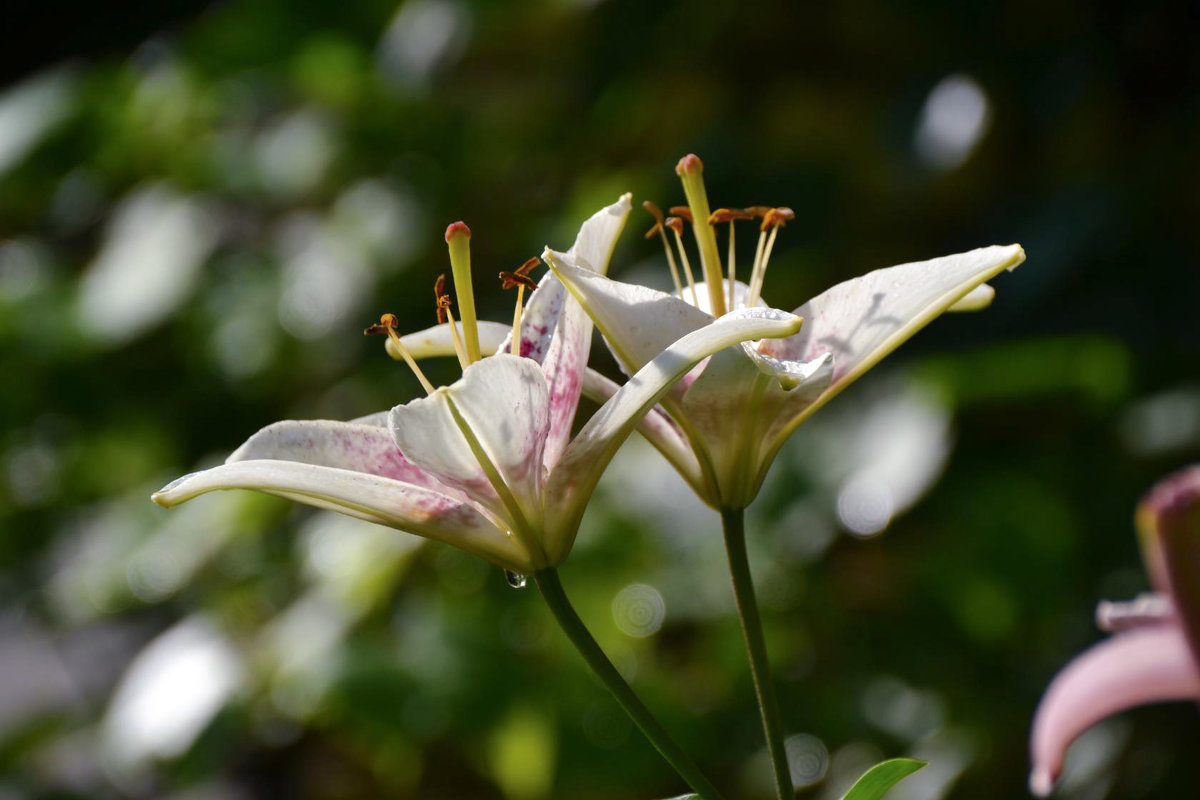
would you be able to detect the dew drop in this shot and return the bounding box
[504,570,527,589]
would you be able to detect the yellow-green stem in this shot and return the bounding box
[534,568,726,800]
[721,507,792,800]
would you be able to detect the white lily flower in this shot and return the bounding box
[152,195,804,573]
[547,156,1027,510]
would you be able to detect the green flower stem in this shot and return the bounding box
[534,567,725,800]
[721,507,792,800]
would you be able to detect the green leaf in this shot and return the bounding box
[658,795,700,800]
[841,758,928,800]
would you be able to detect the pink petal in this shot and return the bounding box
[1029,624,1200,796]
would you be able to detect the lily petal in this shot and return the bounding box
[761,244,1025,447]
[227,419,456,496]
[543,307,804,561]
[1029,624,1200,797]
[389,354,549,536]
[555,192,632,276]
[947,283,995,312]
[680,347,833,507]
[532,195,632,467]
[582,367,705,495]
[545,254,712,375]
[151,461,529,571]
[386,321,510,361]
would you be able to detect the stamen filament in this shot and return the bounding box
[498,257,539,360]
[511,284,526,358]
[676,155,726,317]
[443,307,470,370]
[726,220,736,311]
[643,201,683,295]
[659,231,684,295]
[746,208,794,307]
[747,228,768,306]
[667,218,700,307]
[445,222,481,363]
[366,314,435,395]
[435,274,470,370]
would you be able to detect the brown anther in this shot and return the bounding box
[434,274,453,324]
[708,208,755,225]
[675,153,704,175]
[668,206,694,223]
[760,207,796,232]
[743,206,772,219]
[499,257,540,291]
[664,216,685,236]
[444,221,471,242]
[364,313,400,337]
[642,201,666,238]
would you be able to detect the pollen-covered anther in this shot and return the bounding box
[760,207,795,232]
[363,313,401,337]
[363,313,435,395]
[642,200,666,239]
[500,257,540,359]
[434,273,469,369]
[434,274,453,324]
[669,206,694,223]
[498,257,539,291]
[708,208,754,225]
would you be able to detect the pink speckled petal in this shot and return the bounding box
[543,307,803,562]
[534,195,631,467]
[151,461,528,571]
[760,244,1024,446]
[1029,624,1200,797]
[389,354,549,528]
[227,419,459,497]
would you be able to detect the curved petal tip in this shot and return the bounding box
[1029,766,1054,797]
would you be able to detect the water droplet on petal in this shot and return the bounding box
[504,570,527,589]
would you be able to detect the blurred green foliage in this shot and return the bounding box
[1,0,1199,798]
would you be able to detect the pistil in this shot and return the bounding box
[499,257,540,358]
[676,155,726,317]
[365,314,435,395]
[665,216,701,307]
[434,274,470,370]
[643,201,684,295]
[445,222,481,363]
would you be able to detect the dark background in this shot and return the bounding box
[1,1,1198,798]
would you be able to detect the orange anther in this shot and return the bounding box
[668,206,694,223]
[499,257,540,291]
[760,207,796,232]
[664,216,685,236]
[708,208,755,225]
[364,313,400,336]
[434,274,454,324]
[743,206,772,219]
[642,201,666,238]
